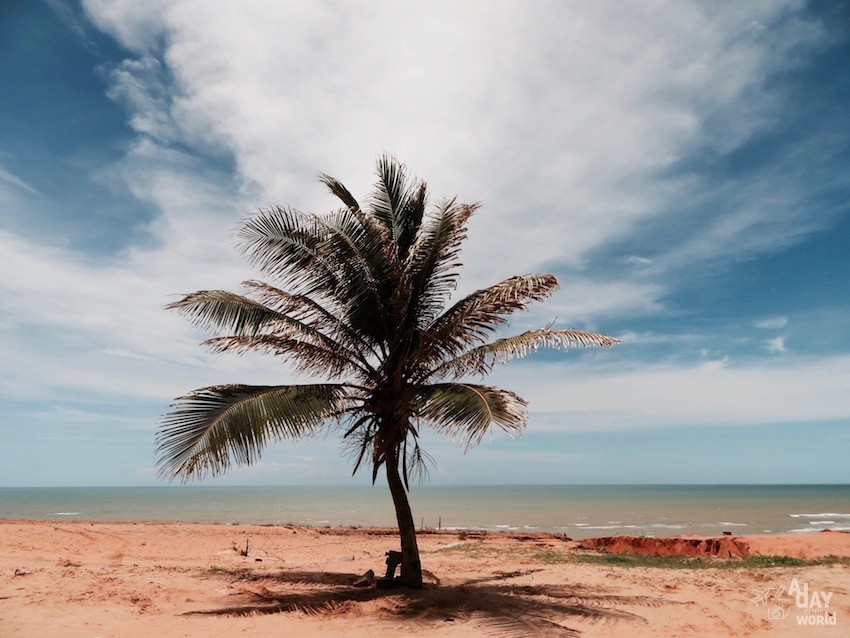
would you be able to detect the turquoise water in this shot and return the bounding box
[1,485,848,538]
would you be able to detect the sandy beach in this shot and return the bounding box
[1,520,848,637]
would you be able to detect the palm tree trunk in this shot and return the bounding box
[385,449,423,588]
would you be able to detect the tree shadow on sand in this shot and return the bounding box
[188,568,677,637]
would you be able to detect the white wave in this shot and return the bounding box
[716,522,748,527]
[808,520,835,525]
[789,513,850,518]
[52,512,80,516]
[789,528,820,534]
[791,526,850,533]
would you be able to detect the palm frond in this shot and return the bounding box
[431,329,620,380]
[318,172,360,211]
[236,206,393,344]
[312,209,392,340]
[241,280,380,364]
[370,154,413,245]
[236,206,337,295]
[202,336,366,379]
[421,274,560,365]
[405,198,478,326]
[156,384,353,481]
[401,433,433,486]
[167,289,366,371]
[318,171,394,264]
[397,180,427,260]
[415,383,528,450]
[167,290,291,336]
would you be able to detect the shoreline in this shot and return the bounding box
[4,516,850,540]
[4,484,848,538]
[2,519,849,636]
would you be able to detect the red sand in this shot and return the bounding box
[580,530,850,559]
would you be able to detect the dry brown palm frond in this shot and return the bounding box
[431,329,620,380]
[318,172,361,213]
[191,594,361,618]
[460,569,545,585]
[421,274,561,363]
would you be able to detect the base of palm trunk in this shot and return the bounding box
[385,451,424,588]
[376,576,424,589]
[382,548,423,588]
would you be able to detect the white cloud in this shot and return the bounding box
[2,0,838,440]
[81,0,168,52]
[0,165,41,196]
[492,353,850,431]
[81,0,826,294]
[765,336,787,353]
[756,316,789,329]
[0,147,303,404]
[621,256,653,266]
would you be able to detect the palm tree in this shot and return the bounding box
[156,156,619,587]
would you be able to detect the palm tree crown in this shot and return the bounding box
[157,156,618,586]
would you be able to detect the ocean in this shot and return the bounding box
[1,485,848,539]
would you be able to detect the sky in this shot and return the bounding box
[1,0,849,487]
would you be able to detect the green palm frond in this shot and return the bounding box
[202,336,366,379]
[405,198,479,326]
[319,171,393,264]
[241,280,345,334]
[156,384,355,481]
[167,290,290,336]
[397,180,427,260]
[237,206,394,343]
[312,209,393,340]
[236,206,335,294]
[241,280,379,362]
[167,289,362,365]
[431,329,620,380]
[415,383,528,450]
[371,154,424,253]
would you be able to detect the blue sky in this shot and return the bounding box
[1,0,849,487]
